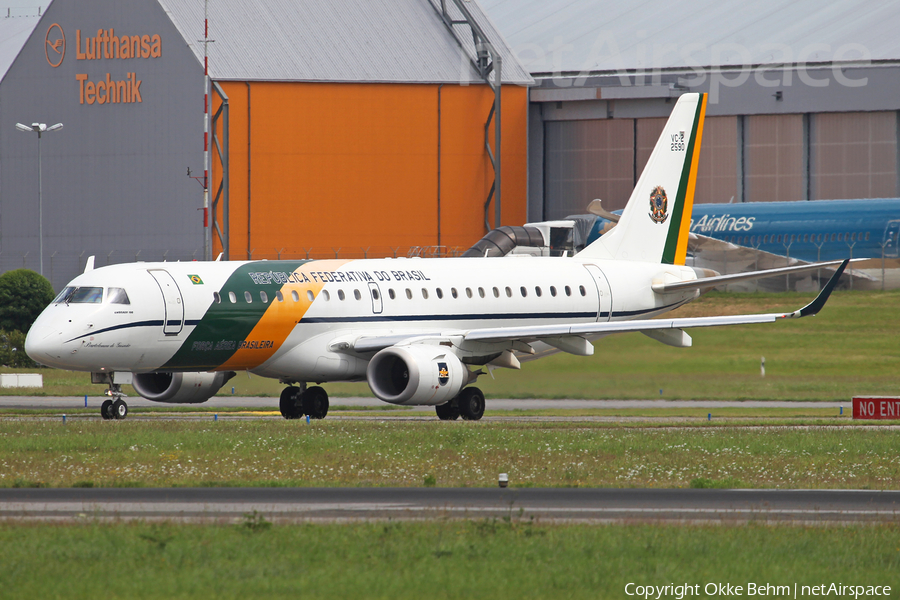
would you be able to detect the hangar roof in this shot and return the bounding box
[0,15,40,83]
[478,0,900,76]
[159,0,533,84]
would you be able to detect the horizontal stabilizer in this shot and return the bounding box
[652,259,855,294]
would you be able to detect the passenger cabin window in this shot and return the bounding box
[108,288,130,304]
[550,286,557,297]
[322,290,330,301]
[406,289,413,299]
[492,287,499,298]
[229,291,237,303]
[451,288,458,299]
[579,285,587,296]
[565,286,572,296]
[213,291,222,304]
[354,289,361,300]
[389,289,396,300]
[244,291,253,303]
[478,287,485,298]
[505,287,512,297]
[535,286,542,297]
[338,290,346,301]
[520,286,527,297]
[436,288,443,299]
[372,289,380,300]
[259,291,268,303]
[422,288,429,299]
[291,290,300,302]
[276,291,284,302]
[307,290,315,302]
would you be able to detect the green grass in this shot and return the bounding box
[9,289,900,401]
[482,289,900,401]
[0,520,897,599]
[1,420,899,489]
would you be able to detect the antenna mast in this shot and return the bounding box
[202,0,211,260]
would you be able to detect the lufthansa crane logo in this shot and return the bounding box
[45,23,65,67]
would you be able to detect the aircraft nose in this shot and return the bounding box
[24,315,68,367]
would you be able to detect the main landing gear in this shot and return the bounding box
[280,385,329,420]
[100,383,128,420]
[435,387,485,421]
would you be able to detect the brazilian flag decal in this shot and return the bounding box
[189,274,204,285]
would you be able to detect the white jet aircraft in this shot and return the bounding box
[25,93,848,420]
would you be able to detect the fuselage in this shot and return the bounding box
[25,256,699,382]
[588,198,900,261]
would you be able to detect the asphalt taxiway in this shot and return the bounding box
[0,396,847,411]
[0,488,896,523]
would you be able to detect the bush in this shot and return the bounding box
[0,330,38,368]
[0,269,54,333]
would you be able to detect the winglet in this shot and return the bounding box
[792,259,848,318]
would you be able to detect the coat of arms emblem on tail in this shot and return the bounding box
[649,185,668,224]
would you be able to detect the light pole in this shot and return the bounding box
[15,122,62,276]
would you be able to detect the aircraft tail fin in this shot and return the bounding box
[578,92,707,264]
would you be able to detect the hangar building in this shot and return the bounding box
[0,0,531,289]
[480,0,900,221]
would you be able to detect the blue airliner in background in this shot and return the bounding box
[578,198,900,290]
[586,198,900,262]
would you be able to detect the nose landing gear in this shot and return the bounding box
[100,383,129,420]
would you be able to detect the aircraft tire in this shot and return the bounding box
[435,400,460,421]
[100,399,113,420]
[303,386,329,420]
[279,387,303,420]
[113,399,128,420]
[458,387,485,421]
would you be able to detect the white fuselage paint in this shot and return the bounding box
[26,256,699,383]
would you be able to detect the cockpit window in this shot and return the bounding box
[67,287,103,304]
[108,288,130,304]
[53,286,75,303]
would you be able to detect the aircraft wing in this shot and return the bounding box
[350,260,847,354]
[687,232,873,291]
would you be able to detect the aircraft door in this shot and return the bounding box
[583,264,613,322]
[149,269,185,336]
[884,221,900,258]
[368,282,383,314]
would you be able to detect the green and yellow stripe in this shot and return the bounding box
[163,259,350,371]
[662,93,708,265]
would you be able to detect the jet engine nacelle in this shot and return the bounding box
[366,345,466,406]
[132,371,236,404]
